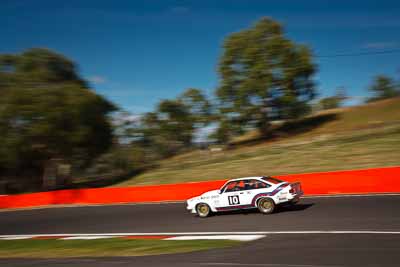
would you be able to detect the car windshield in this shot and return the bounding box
[262,176,284,184]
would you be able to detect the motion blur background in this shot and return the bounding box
[1,0,399,194]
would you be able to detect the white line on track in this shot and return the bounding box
[1,231,400,239]
[60,236,116,240]
[165,235,266,241]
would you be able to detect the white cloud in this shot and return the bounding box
[363,42,399,49]
[88,75,107,84]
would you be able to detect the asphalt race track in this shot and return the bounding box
[1,195,400,267]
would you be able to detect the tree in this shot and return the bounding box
[0,48,116,190]
[137,100,194,157]
[135,88,213,156]
[178,88,212,125]
[368,75,399,102]
[158,99,194,148]
[208,120,232,144]
[319,87,347,110]
[216,17,316,137]
[0,48,86,87]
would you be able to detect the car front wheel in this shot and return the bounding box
[196,203,211,218]
[257,198,275,214]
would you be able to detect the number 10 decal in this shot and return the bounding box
[228,195,240,205]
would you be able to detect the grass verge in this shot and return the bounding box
[118,125,400,186]
[115,98,400,186]
[0,239,239,258]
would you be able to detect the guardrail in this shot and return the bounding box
[0,166,399,209]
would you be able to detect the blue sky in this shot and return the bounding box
[1,0,400,114]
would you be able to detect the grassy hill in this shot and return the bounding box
[115,97,400,186]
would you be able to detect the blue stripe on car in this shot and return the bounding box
[216,183,288,211]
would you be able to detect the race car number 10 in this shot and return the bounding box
[228,195,240,205]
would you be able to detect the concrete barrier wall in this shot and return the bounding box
[1,166,399,209]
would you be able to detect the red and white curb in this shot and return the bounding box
[0,233,266,242]
[2,231,400,241]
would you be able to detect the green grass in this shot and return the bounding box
[116,98,400,186]
[232,97,400,143]
[0,239,239,258]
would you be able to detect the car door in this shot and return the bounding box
[242,179,271,207]
[217,180,252,210]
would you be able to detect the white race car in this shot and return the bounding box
[186,176,303,217]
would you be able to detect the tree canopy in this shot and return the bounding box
[318,87,347,110]
[0,48,116,189]
[216,17,316,136]
[136,88,211,157]
[368,75,399,102]
[0,48,86,87]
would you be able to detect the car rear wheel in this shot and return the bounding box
[257,198,275,214]
[196,203,211,218]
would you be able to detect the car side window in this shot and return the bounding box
[224,180,246,192]
[244,179,270,190]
